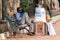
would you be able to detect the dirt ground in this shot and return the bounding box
[3,19,60,40]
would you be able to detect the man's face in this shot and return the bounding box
[18,8,22,13]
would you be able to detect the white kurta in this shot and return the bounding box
[16,12,29,24]
[34,5,46,23]
[47,21,56,35]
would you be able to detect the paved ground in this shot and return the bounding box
[3,15,60,40]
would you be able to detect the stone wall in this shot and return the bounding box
[0,0,59,19]
[27,0,59,17]
[5,0,20,16]
[38,0,59,15]
[0,0,20,20]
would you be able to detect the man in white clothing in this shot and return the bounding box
[15,7,35,36]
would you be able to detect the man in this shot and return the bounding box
[15,7,35,36]
[34,0,49,35]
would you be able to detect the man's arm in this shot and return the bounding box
[16,13,21,21]
[24,12,31,25]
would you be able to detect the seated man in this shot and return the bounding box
[15,7,35,36]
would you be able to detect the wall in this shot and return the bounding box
[5,0,20,16]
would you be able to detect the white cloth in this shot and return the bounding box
[47,21,56,35]
[16,12,34,32]
[34,5,46,22]
[16,12,29,24]
[16,12,23,21]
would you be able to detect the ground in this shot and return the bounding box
[4,16,60,40]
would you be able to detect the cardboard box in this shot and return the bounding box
[35,22,45,35]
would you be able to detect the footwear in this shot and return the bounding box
[32,32,35,35]
[27,32,35,36]
[13,31,16,35]
[30,32,35,36]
